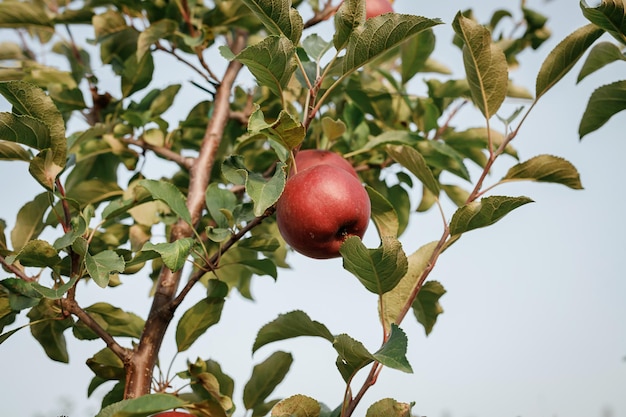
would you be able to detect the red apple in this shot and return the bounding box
[151,411,189,417]
[276,164,371,259]
[365,0,394,19]
[292,149,358,178]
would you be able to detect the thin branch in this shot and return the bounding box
[344,362,383,416]
[61,297,132,362]
[120,137,195,170]
[303,0,341,29]
[432,99,468,140]
[171,207,275,310]
[0,255,34,281]
[154,42,215,86]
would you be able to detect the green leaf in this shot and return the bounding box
[28,148,64,191]
[136,179,192,224]
[87,347,125,380]
[204,359,236,398]
[0,81,66,165]
[27,298,73,363]
[241,0,303,44]
[333,0,366,51]
[7,239,61,268]
[65,179,124,208]
[372,324,413,373]
[75,303,145,340]
[137,19,178,60]
[10,192,49,251]
[321,116,346,141]
[442,127,518,163]
[0,322,29,345]
[412,281,446,336]
[401,28,436,83]
[238,235,281,252]
[452,12,508,119]
[535,23,604,99]
[416,140,471,181]
[253,310,334,353]
[333,333,375,382]
[149,84,182,117]
[386,145,440,195]
[366,398,412,417]
[248,163,286,217]
[449,195,534,235]
[206,183,238,229]
[577,42,626,83]
[303,34,333,62]
[0,278,41,311]
[347,130,420,157]
[31,276,79,300]
[579,80,626,138]
[142,238,194,272]
[234,35,297,98]
[380,241,438,331]
[53,8,95,25]
[85,250,126,288]
[243,351,293,410]
[442,184,471,208]
[238,258,278,280]
[343,14,443,75]
[340,236,408,295]
[94,393,188,417]
[580,0,626,45]
[223,156,286,217]
[248,107,306,151]
[387,184,411,237]
[121,52,154,98]
[254,402,281,417]
[271,394,321,417]
[366,186,400,240]
[176,279,227,352]
[54,213,89,250]
[0,2,53,28]
[188,372,234,413]
[0,139,31,161]
[0,113,50,151]
[503,154,583,189]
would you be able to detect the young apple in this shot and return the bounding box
[365,0,394,19]
[276,164,371,259]
[292,149,358,178]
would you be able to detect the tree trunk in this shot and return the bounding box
[123,32,247,400]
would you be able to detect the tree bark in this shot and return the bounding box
[123,31,247,399]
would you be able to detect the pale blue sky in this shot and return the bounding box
[1,1,625,417]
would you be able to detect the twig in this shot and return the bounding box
[120,137,195,170]
[171,207,275,310]
[303,0,341,29]
[61,297,132,362]
[0,255,34,282]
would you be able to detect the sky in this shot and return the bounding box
[1,1,625,417]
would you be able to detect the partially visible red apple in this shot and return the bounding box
[151,411,190,417]
[276,164,371,259]
[292,149,358,178]
[365,0,394,19]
